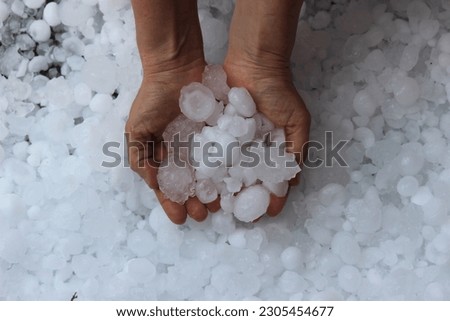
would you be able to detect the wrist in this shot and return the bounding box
[140,44,205,78]
[226,0,302,75]
[224,48,292,85]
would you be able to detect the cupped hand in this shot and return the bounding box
[224,55,311,218]
[125,60,220,224]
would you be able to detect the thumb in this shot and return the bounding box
[284,98,310,186]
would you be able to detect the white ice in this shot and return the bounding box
[1,0,450,301]
[179,82,217,122]
[234,185,270,223]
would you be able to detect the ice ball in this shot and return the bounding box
[24,0,45,9]
[396,176,419,197]
[338,265,361,293]
[28,20,51,43]
[157,156,195,204]
[234,185,270,222]
[179,82,217,122]
[43,2,61,27]
[81,56,118,94]
[127,229,156,257]
[0,2,10,24]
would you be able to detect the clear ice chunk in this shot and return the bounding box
[195,179,218,204]
[179,82,217,122]
[157,155,195,204]
[202,64,230,102]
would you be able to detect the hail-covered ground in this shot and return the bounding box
[1,0,450,300]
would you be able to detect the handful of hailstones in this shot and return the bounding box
[157,65,300,222]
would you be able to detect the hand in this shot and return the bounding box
[125,60,220,224]
[224,55,311,218]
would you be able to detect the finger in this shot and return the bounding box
[206,197,221,213]
[285,105,310,188]
[266,193,288,217]
[155,189,187,224]
[285,103,311,166]
[289,175,300,187]
[185,197,208,222]
[143,142,167,189]
[125,132,160,189]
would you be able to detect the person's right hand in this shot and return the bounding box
[125,60,220,224]
[223,0,310,220]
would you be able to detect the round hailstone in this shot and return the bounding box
[311,11,331,30]
[24,0,45,9]
[407,1,431,21]
[353,90,377,117]
[0,2,9,24]
[157,156,195,204]
[338,265,361,293]
[179,82,217,122]
[228,87,257,117]
[28,56,48,73]
[71,254,97,279]
[59,1,93,27]
[126,258,156,282]
[353,127,375,148]
[89,94,113,114]
[195,179,218,203]
[46,77,73,109]
[278,271,307,294]
[397,143,424,176]
[393,76,420,107]
[73,83,92,106]
[331,232,361,265]
[364,49,386,72]
[280,246,303,270]
[234,185,270,222]
[411,186,433,206]
[439,33,450,53]
[28,20,51,43]
[217,114,248,138]
[43,2,61,27]
[421,197,448,226]
[396,176,419,197]
[81,56,118,94]
[127,229,156,257]
[364,25,384,47]
[419,19,439,40]
[399,44,420,71]
[200,126,240,167]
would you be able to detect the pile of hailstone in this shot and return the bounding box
[2,0,450,301]
[158,66,300,222]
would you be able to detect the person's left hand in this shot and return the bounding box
[125,61,221,224]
